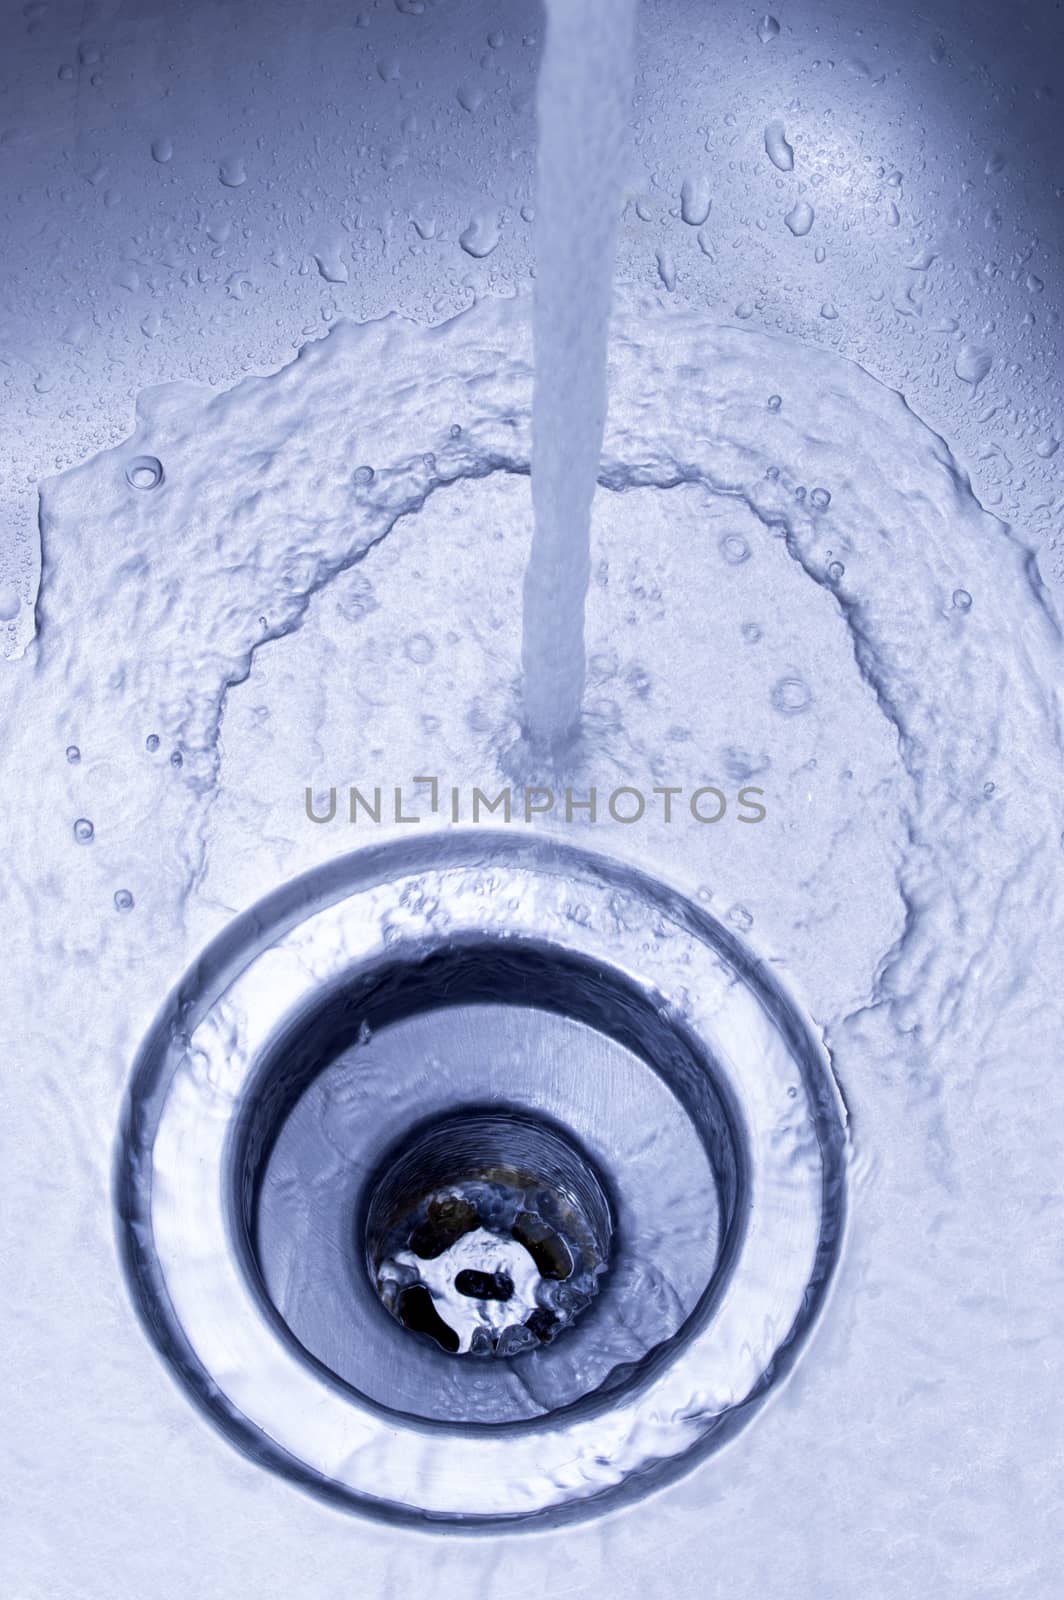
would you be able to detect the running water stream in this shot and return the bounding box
[521,0,638,754]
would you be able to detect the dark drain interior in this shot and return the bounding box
[363,1109,613,1358]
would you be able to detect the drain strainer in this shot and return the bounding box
[364,1109,613,1357]
[116,833,847,1526]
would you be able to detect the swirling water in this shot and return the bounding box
[3,292,1063,1589]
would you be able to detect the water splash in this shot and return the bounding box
[521,0,638,756]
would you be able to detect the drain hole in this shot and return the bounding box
[408,1196,478,1259]
[454,1268,514,1301]
[396,1285,460,1354]
[512,1210,573,1280]
[364,1108,612,1359]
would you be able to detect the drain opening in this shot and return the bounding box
[364,1109,612,1358]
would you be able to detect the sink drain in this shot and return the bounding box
[115,833,847,1526]
[364,1108,613,1357]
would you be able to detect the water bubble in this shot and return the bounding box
[679,175,712,227]
[952,588,973,611]
[114,889,135,913]
[145,733,160,752]
[954,343,992,387]
[764,121,794,172]
[771,676,812,715]
[983,781,996,799]
[151,137,173,164]
[828,560,845,583]
[720,533,751,565]
[449,424,463,439]
[767,394,782,411]
[170,750,184,768]
[785,201,815,237]
[757,14,781,43]
[73,817,94,844]
[65,745,81,764]
[353,465,375,485]
[404,633,435,665]
[58,63,74,80]
[742,622,762,643]
[125,455,163,491]
[218,157,247,188]
[810,487,832,510]
[728,904,754,932]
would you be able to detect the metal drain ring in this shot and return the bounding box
[115,832,847,1526]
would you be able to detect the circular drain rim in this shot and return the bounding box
[115,832,848,1527]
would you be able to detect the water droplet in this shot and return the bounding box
[728,903,754,932]
[828,560,845,583]
[170,750,184,768]
[218,157,247,188]
[114,888,135,913]
[404,632,435,664]
[820,300,838,320]
[679,175,712,227]
[73,817,94,843]
[353,464,375,485]
[720,533,751,565]
[1034,434,1059,459]
[983,781,996,798]
[65,744,80,764]
[457,84,485,114]
[0,584,20,620]
[954,343,992,387]
[767,394,782,411]
[151,136,173,164]
[459,213,500,258]
[764,121,794,172]
[810,487,832,510]
[125,455,164,491]
[145,733,160,752]
[314,251,348,284]
[449,423,463,439]
[757,14,781,43]
[58,63,74,80]
[771,676,812,714]
[785,201,814,237]
[656,248,676,291]
[742,622,762,643]
[952,588,973,611]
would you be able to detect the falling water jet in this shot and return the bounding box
[520,0,639,758]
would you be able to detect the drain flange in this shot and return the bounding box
[116,833,847,1526]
